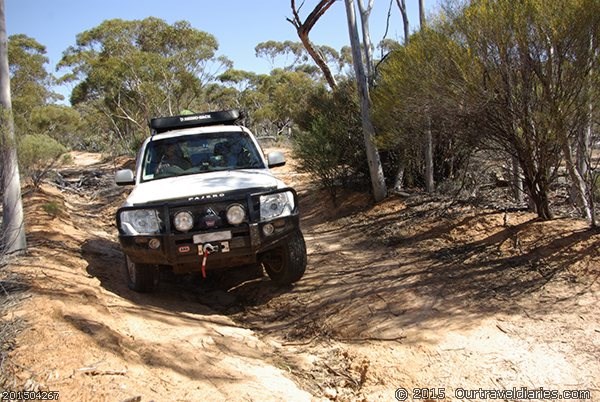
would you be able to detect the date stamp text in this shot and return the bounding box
[1,390,60,401]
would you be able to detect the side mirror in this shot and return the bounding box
[267,151,286,168]
[115,169,135,186]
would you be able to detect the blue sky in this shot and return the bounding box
[6,0,436,101]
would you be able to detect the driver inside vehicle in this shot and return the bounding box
[155,142,192,174]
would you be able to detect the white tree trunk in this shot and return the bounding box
[424,116,434,193]
[418,0,425,28]
[576,113,591,179]
[419,0,434,193]
[0,0,27,255]
[572,120,591,213]
[391,0,409,190]
[511,154,523,203]
[574,33,594,212]
[566,34,594,224]
[345,0,387,202]
[395,0,410,45]
[393,164,405,191]
[578,33,594,180]
[562,135,592,222]
[357,0,374,85]
[578,34,595,225]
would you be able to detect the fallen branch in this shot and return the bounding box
[282,335,319,346]
[323,362,359,388]
[77,367,127,376]
[51,181,86,195]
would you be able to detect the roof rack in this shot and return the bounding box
[149,110,242,135]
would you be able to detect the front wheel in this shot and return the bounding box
[262,231,307,285]
[125,256,159,293]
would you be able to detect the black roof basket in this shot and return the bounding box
[149,110,242,135]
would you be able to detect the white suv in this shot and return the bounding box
[115,110,307,292]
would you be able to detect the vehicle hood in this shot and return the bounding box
[123,169,283,206]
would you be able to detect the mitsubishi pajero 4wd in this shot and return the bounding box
[115,110,307,292]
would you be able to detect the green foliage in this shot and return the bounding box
[373,28,478,188]
[451,0,598,218]
[41,201,63,218]
[254,40,344,80]
[374,0,599,218]
[8,35,62,136]
[215,68,322,138]
[29,105,84,149]
[293,81,367,204]
[58,17,229,153]
[18,134,67,187]
[293,117,344,203]
[253,69,321,133]
[255,40,309,69]
[592,172,600,202]
[377,39,401,55]
[61,153,73,165]
[7,20,341,156]
[218,69,258,92]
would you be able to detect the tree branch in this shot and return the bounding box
[288,0,338,89]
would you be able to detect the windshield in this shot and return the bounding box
[141,131,265,182]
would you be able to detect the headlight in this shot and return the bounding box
[226,203,246,225]
[259,191,294,221]
[174,211,194,232]
[120,209,161,235]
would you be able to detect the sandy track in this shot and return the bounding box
[2,150,599,401]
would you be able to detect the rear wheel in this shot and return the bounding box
[262,231,307,285]
[125,256,159,292]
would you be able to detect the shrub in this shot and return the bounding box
[18,134,67,188]
[293,81,368,204]
[41,201,62,217]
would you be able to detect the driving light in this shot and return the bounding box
[226,203,246,225]
[174,211,194,232]
[120,209,161,235]
[259,191,294,221]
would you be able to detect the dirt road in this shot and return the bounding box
[2,151,599,401]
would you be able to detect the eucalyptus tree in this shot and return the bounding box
[252,69,321,136]
[255,40,308,69]
[255,40,341,82]
[26,104,87,152]
[345,0,387,202]
[289,0,387,201]
[8,35,55,115]
[0,0,26,255]
[58,17,231,151]
[218,69,258,92]
[5,34,83,189]
[8,34,61,136]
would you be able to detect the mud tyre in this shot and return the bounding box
[262,230,307,285]
[125,256,159,293]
